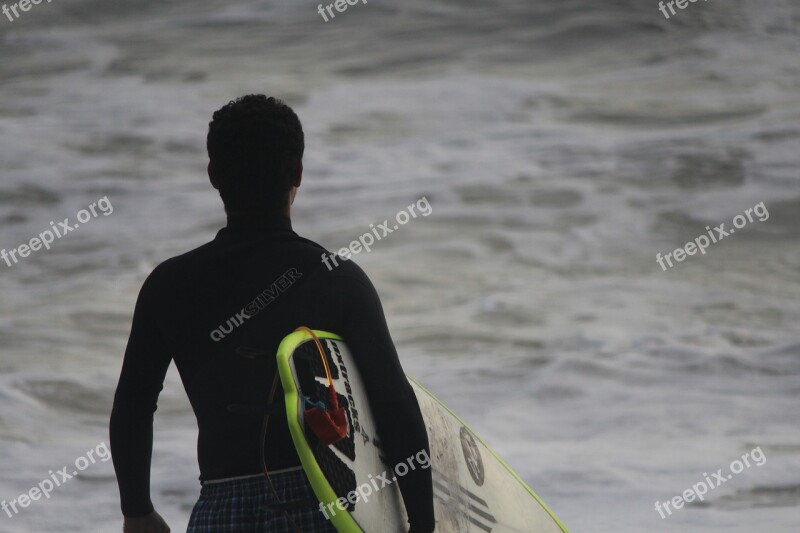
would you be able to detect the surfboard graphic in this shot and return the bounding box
[276,329,569,533]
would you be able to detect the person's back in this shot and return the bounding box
[110,95,435,533]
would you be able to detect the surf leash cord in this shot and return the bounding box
[293,326,348,445]
[260,371,304,533]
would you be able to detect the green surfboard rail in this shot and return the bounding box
[276,329,362,533]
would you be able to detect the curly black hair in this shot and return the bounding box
[207,95,305,214]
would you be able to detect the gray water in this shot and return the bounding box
[1,0,799,531]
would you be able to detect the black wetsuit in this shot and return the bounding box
[109,213,435,531]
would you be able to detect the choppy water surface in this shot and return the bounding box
[1,1,799,531]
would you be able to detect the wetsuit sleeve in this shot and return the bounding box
[109,271,173,518]
[337,269,435,532]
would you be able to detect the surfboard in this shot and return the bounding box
[276,329,569,533]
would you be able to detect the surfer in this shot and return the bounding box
[110,95,435,532]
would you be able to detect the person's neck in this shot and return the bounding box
[225,210,292,231]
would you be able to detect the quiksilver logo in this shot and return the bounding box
[210,268,302,342]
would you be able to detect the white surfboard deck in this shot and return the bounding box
[277,330,568,533]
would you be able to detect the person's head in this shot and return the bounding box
[207,95,304,216]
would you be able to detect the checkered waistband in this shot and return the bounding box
[188,468,337,532]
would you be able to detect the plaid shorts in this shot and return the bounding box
[187,468,338,533]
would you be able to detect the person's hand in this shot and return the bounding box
[123,510,170,533]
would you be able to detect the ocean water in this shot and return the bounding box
[1,0,799,531]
